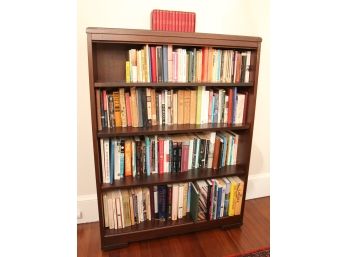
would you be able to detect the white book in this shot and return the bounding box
[164,90,168,125]
[182,49,187,82]
[230,132,239,165]
[137,188,144,223]
[168,45,173,82]
[178,184,184,219]
[158,94,162,125]
[114,140,121,180]
[146,45,151,82]
[207,132,216,168]
[116,196,122,229]
[145,188,151,221]
[132,66,137,82]
[112,192,118,229]
[188,137,194,170]
[100,139,106,183]
[245,51,251,83]
[117,190,124,228]
[217,90,222,123]
[103,193,109,227]
[195,137,200,169]
[172,184,179,221]
[236,93,245,124]
[173,93,178,125]
[104,139,110,183]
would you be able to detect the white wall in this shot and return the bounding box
[77,0,269,222]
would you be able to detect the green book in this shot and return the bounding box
[189,182,200,221]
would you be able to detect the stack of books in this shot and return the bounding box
[100,131,239,184]
[96,87,248,130]
[151,10,195,32]
[103,176,244,229]
[126,45,251,83]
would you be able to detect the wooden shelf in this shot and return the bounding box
[101,165,246,191]
[94,82,253,88]
[97,123,249,137]
[104,215,241,236]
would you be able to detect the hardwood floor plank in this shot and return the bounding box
[77,197,270,257]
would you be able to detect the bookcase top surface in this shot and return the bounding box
[86,27,262,45]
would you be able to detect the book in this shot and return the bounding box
[158,185,167,221]
[189,182,200,221]
[119,89,127,127]
[124,139,132,177]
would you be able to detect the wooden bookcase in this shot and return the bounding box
[86,27,262,250]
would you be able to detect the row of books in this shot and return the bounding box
[96,87,248,130]
[126,45,251,83]
[103,176,244,229]
[151,10,196,32]
[100,131,239,184]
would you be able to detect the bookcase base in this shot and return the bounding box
[101,216,243,250]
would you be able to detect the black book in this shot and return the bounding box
[141,88,148,127]
[192,137,197,169]
[166,184,173,220]
[137,88,143,127]
[108,94,115,128]
[198,139,206,168]
[217,138,224,168]
[158,185,167,221]
[157,47,163,82]
[177,142,182,172]
[172,142,178,172]
[135,139,142,176]
[204,139,210,168]
[206,180,213,220]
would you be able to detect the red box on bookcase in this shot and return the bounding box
[151,9,196,32]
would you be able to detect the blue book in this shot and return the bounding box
[109,139,115,183]
[158,185,167,221]
[120,139,125,178]
[213,94,219,123]
[187,182,191,212]
[216,184,222,219]
[232,87,238,124]
[145,137,151,176]
[162,45,168,82]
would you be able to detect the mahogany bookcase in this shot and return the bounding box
[86,27,262,250]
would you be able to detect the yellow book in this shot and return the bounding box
[124,139,132,177]
[234,177,244,215]
[196,86,202,124]
[113,92,122,127]
[228,177,237,216]
[125,61,130,83]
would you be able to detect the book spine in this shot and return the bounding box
[158,139,164,174]
[109,140,114,183]
[145,137,151,176]
[104,139,110,183]
[167,185,173,220]
[96,89,102,130]
[146,88,152,126]
[158,185,167,221]
[125,93,132,127]
[178,184,184,219]
[154,186,159,219]
[120,140,125,178]
[124,140,132,177]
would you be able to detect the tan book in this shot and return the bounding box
[136,50,142,82]
[207,48,214,82]
[146,88,152,126]
[96,89,102,130]
[112,191,118,229]
[151,89,157,125]
[183,90,191,124]
[128,189,135,225]
[103,193,109,228]
[182,183,188,216]
[172,183,179,221]
[115,191,122,229]
[189,90,196,124]
[130,87,138,127]
[172,92,178,125]
[177,90,184,124]
[119,88,127,127]
[124,139,132,177]
[145,188,152,221]
[121,190,131,228]
[107,193,114,229]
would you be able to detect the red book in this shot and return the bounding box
[151,10,155,30]
[178,12,182,32]
[125,93,132,126]
[102,90,107,111]
[158,139,164,174]
[186,12,190,32]
[169,11,174,31]
[191,13,195,32]
[175,11,178,32]
[227,88,233,124]
[156,10,160,30]
[150,47,157,82]
[159,10,163,30]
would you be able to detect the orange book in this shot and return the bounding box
[202,47,209,82]
[125,92,132,127]
[130,87,138,127]
[183,90,191,124]
[212,137,221,170]
[125,139,132,176]
[113,91,122,127]
[177,90,184,124]
[207,48,214,82]
[189,90,196,124]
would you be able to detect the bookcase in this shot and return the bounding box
[86,27,262,250]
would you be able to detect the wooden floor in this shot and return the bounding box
[77,197,269,257]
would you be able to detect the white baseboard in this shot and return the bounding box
[77,172,269,224]
[77,194,99,224]
[246,172,270,200]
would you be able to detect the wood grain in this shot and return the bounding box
[77,197,270,257]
